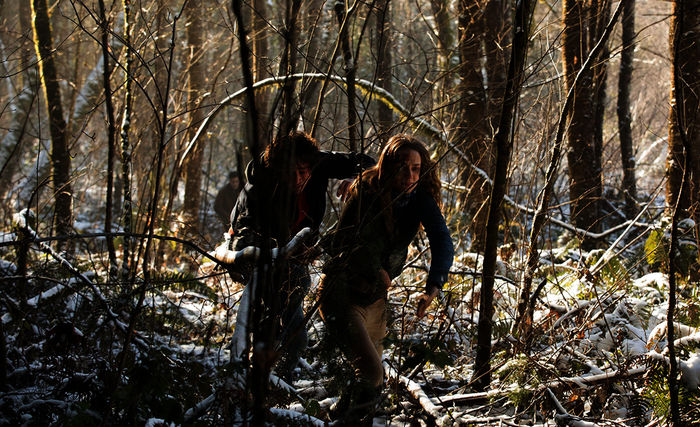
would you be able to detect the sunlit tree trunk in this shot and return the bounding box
[457,0,491,252]
[31,0,73,244]
[120,0,134,272]
[182,0,207,236]
[617,0,637,218]
[666,0,700,282]
[563,0,602,245]
[666,0,700,219]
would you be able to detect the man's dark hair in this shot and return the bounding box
[263,131,320,173]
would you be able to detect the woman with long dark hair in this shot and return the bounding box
[320,134,453,423]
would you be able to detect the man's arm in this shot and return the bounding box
[315,151,375,180]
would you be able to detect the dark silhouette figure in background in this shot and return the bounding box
[214,171,241,230]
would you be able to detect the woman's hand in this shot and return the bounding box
[336,178,354,201]
[416,286,440,318]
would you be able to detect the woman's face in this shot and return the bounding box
[392,148,421,193]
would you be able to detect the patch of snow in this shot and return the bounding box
[681,352,700,391]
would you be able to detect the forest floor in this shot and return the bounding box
[1,214,699,425]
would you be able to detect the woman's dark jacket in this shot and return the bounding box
[322,180,454,307]
[230,151,375,251]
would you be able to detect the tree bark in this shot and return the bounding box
[374,0,393,142]
[276,0,302,137]
[98,0,118,267]
[457,0,492,252]
[120,0,134,273]
[251,0,271,144]
[665,0,700,225]
[183,0,207,237]
[429,0,454,77]
[563,0,602,245]
[484,0,508,127]
[617,0,637,218]
[31,0,73,244]
[472,0,534,392]
[334,1,359,151]
[591,1,610,207]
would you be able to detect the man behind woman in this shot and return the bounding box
[319,134,454,424]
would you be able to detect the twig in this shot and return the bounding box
[11,211,147,349]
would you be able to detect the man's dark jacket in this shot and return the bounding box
[229,151,375,251]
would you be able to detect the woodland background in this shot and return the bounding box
[0,0,699,425]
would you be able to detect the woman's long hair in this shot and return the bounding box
[357,134,441,203]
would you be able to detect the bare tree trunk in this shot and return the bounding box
[334,1,358,151]
[98,0,118,268]
[429,0,454,81]
[298,0,326,129]
[472,0,535,392]
[563,0,602,246]
[153,3,176,267]
[19,0,33,84]
[667,0,700,282]
[182,0,207,237]
[484,0,508,128]
[666,0,700,223]
[666,5,686,413]
[31,0,73,245]
[276,0,302,137]
[251,0,271,144]
[428,0,454,134]
[591,1,610,215]
[457,0,491,252]
[617,0,637,218]
[120,0,134,274]
[374,0,393,142]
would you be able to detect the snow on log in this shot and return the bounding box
[384,362,442,419]
[546,388,598,427]
[269,408,325,427]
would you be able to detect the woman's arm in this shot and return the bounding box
[419,194,454,292]
[415,193,454,317]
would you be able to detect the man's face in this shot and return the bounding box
[294,162,311,194]
[230,176,240,190]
